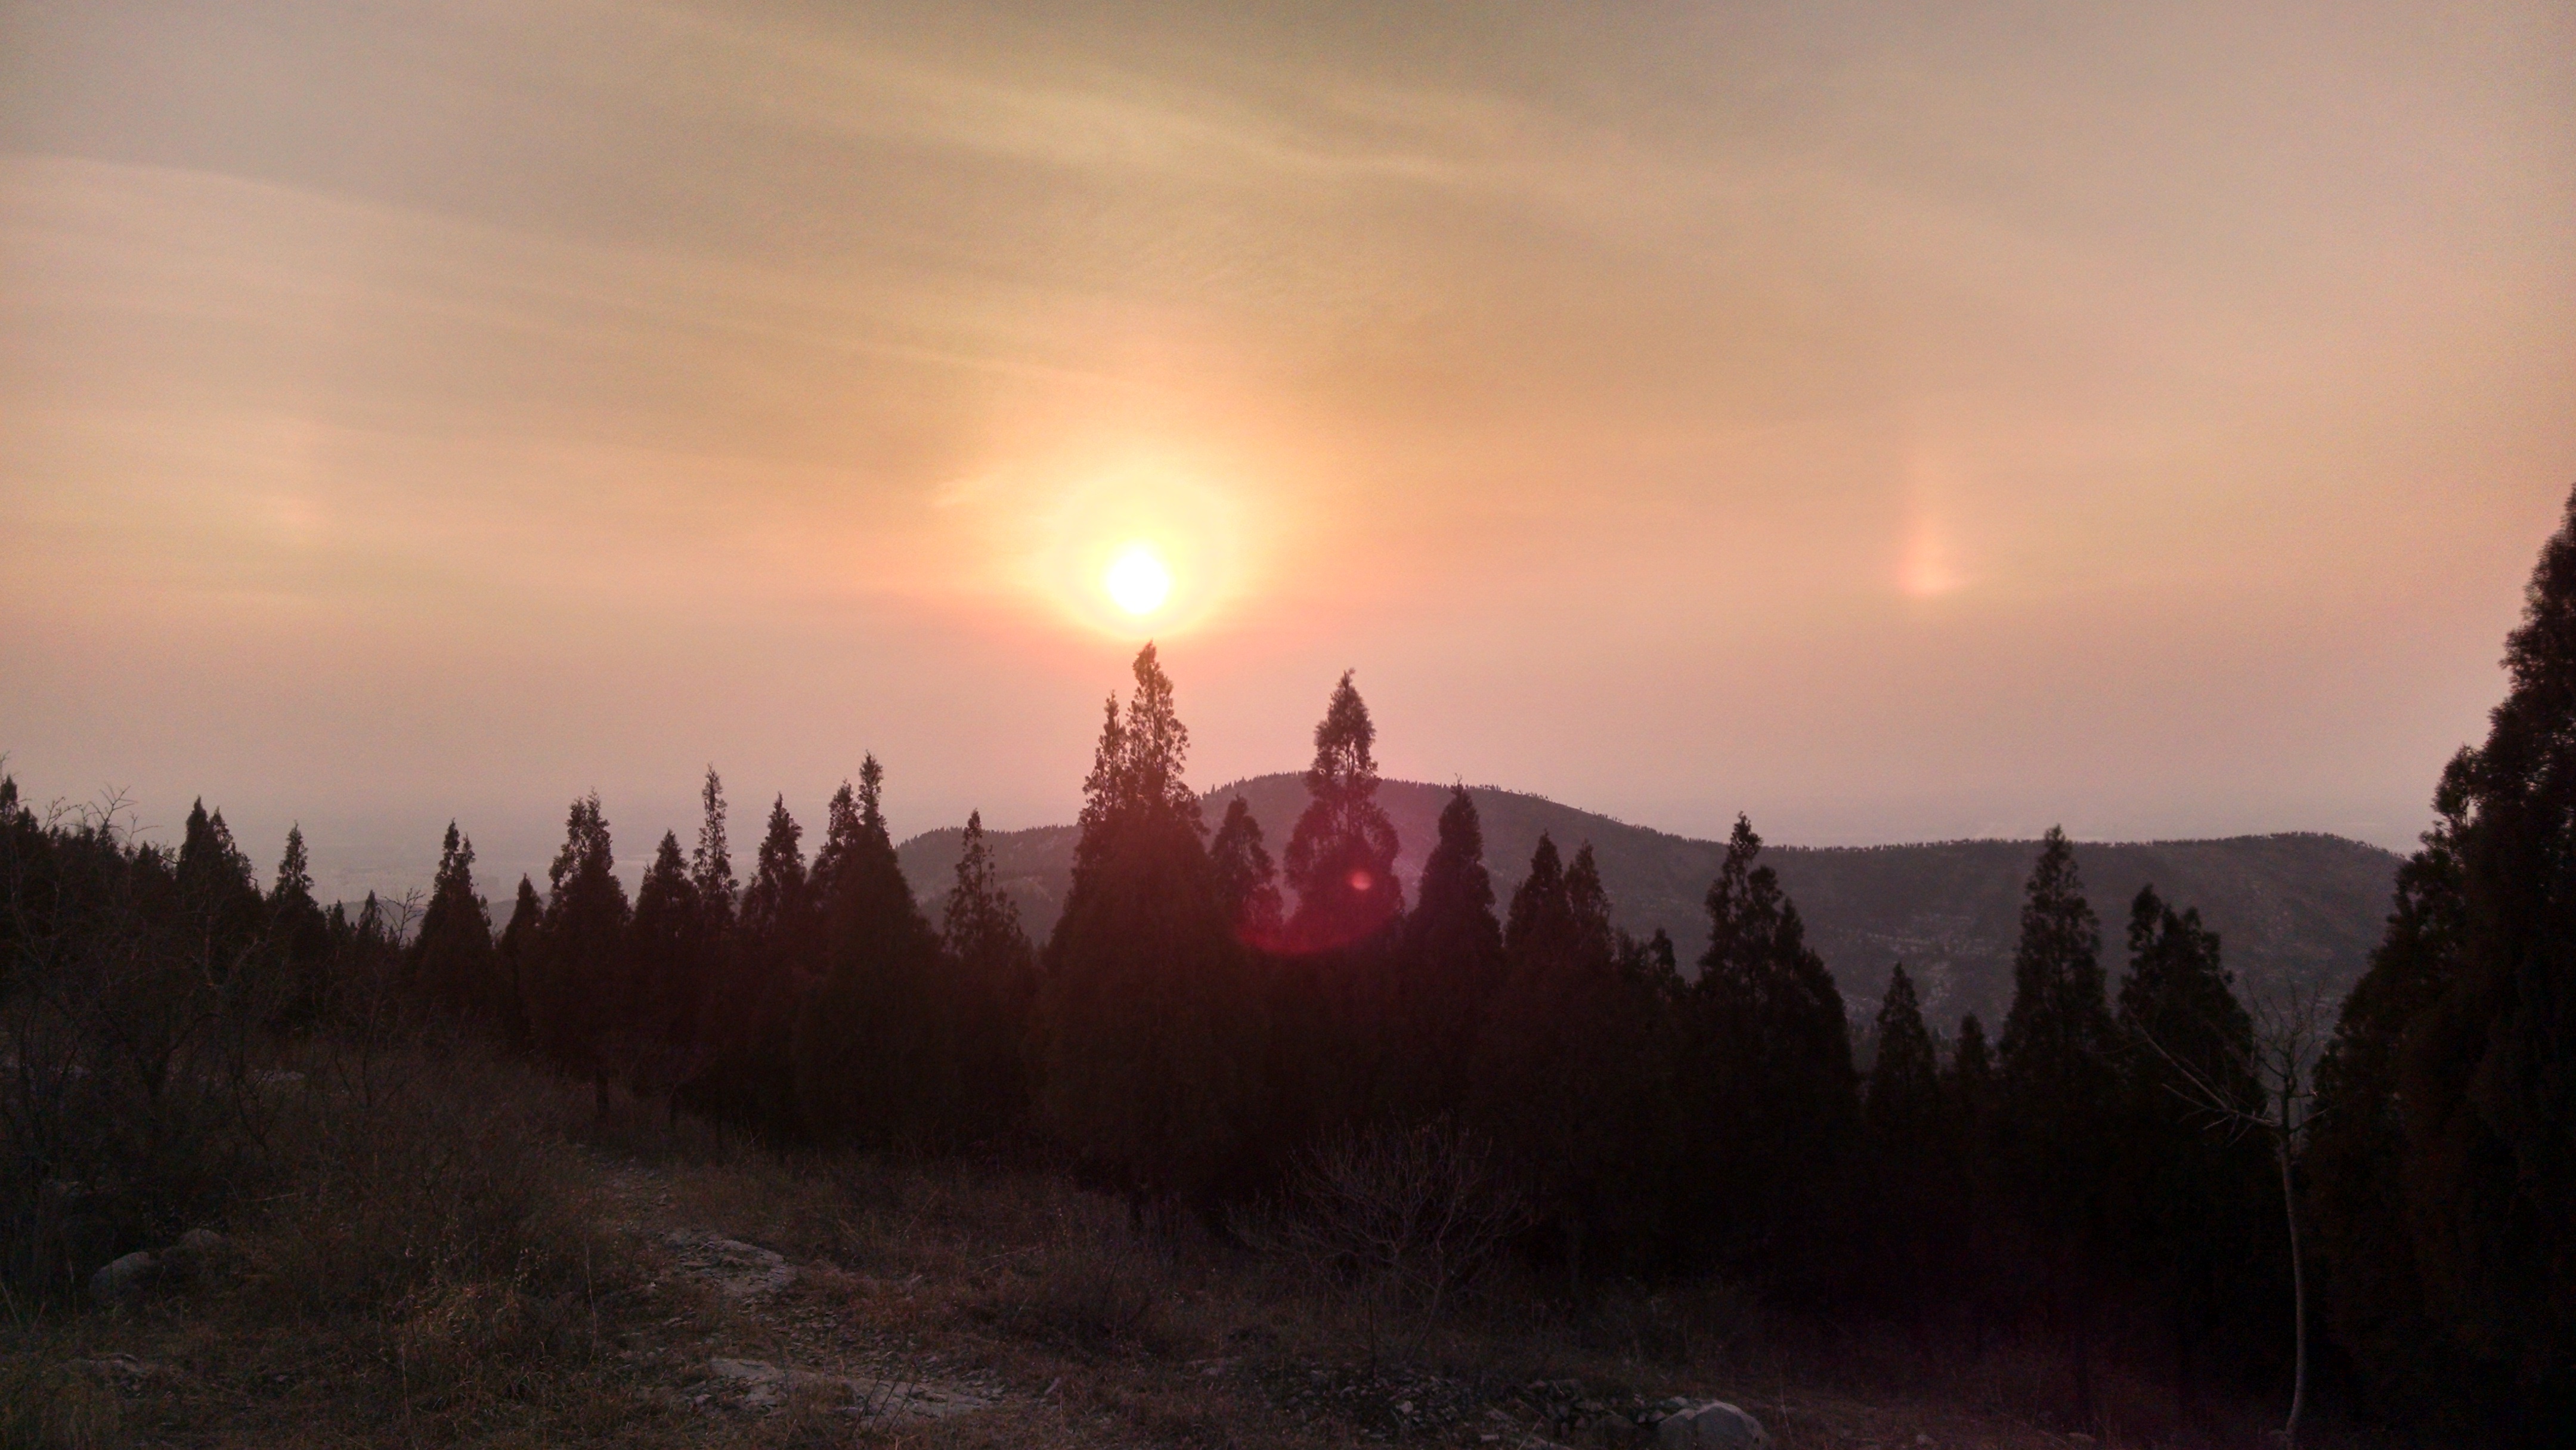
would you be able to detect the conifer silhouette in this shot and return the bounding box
[1391,786,1506,1119]
[533,793,631,1118]
[412,821,500,1028]
[1210,797,1284,947]
[798,756,951,1150]
[942,810,1038,1140]
[1035,645,1246,1214]
[1997,826,2120,1427]
[1281,672,1402,952]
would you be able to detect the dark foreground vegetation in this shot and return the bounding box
[7,492,2575,1447]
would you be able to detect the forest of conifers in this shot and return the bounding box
[10,494,2576,1445]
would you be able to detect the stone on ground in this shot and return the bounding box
[1657,1399,1770,1449]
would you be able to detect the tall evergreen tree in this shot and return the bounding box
[811,780,865,909]
[2311,487,2576,1435]
[1867,965,1943,1143]
[2308,777,2480,1426]
[1863,964,1951,1313]
[741,794,815,965]
[269,825,332,1028]
[2406,495,2576,1431]
[1280,672,1402,952]
[796,756,953,1150]
[1474,836,1645,1293]
[272,823,314,908]
[1209,798,1284,947]
[2114,886,2273,1403]
[532,793,631,1117]
[1390,786,1507,1119]
[1035,645,1247,1212]
[411,822,501,1028]
[942,810,1038,1141]
[1996,826,2120,1425]
[691,767,736,937]
[494,875,541,1053]
[176,799,261,977]
[630,829,708,1106]
[697,795,812,1136]
[1678,816,1858,1297]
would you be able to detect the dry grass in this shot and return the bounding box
[3,1062,2410,1450]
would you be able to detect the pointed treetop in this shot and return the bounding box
[275,825,314,902]
[858,754,888,841]
[1303,670,1379,798]
[692,766,735,904]
[546,792,618,901]
[433,822,477,900]
[1122,643,1194,823]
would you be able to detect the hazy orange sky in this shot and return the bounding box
[4,1,2572,899]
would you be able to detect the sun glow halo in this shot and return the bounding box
[1103,542,1173,616]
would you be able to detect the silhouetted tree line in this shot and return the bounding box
[11,495,2576,1441]
[1,784,442,1297]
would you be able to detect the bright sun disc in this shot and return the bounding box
[1103,543,1172,616]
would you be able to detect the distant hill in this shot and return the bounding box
[896,774,2403,1031]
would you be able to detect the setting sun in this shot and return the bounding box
[1103,542,1172,616]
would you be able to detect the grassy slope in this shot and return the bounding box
[897,774,2402,1028]
[5,1068,2352,1450]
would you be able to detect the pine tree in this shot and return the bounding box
[2113,886,2273,1406]
[811,780,864,908]
[273,824,314,907]
[2308,774,2480,1426]
[533,793,631,1117]
[1864,964,1950,1313]
[2416,503,2576,1430]
[1035,645,1247,1213]
[1474,836,1646,1293]
[1679,816,1858,1296]
[698,796,812,1136]
[269,826,332,1028]
[176,799,261,978]
[2308,487,2576,1435]
[942,810,1038,1140]
[1210,798,1284,947]
[630,829,707,1107]
[1390,786,1507,1120]
[411,821,501,1029]
[495,875,541,1052]
[796,755,953,1150]
[1280,672,1402,952]
[691,767,736,937]
[741,794,815,965]
[1996,826,2120,1426]
[1867,965,1943,1142]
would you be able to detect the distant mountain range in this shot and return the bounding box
[895,774,2404,1031]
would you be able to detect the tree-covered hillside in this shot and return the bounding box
[897,778,2399,1030]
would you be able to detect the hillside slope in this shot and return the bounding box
[897,774,2402,1030]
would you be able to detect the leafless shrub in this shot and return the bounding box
[1240,1119,1537,1361]
[1000,1199,1177,1356]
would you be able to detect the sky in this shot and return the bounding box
[3,0,2572,901]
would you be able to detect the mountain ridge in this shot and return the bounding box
[895,773,2402,1031]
